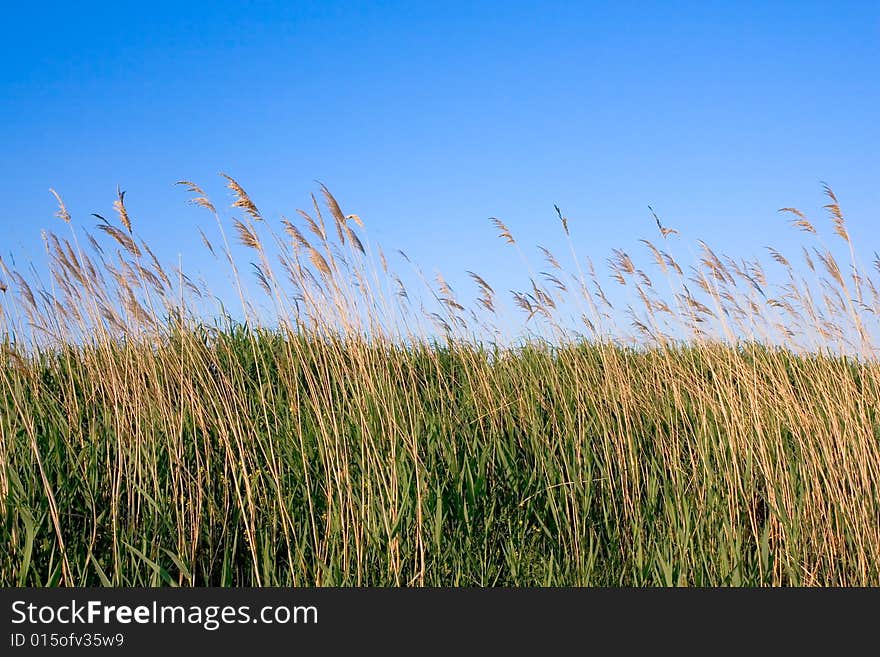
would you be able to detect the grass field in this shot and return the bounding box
[2,179,879,585]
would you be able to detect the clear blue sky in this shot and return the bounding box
[2,1,878,325]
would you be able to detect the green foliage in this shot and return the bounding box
[2,332,879,586]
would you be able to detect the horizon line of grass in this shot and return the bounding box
[1,179,879,586]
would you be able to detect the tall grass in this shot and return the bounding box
[1,178,879,585]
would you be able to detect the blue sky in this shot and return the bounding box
[1,1,878,329]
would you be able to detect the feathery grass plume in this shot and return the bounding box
[251,262,272,295]
[766,247,790,268]
[663,251,682,275]
[541,271,567,292]
[469,270,496,312]
[49,235,86,288]
[538,246,562,270]
[12,271,36,309]
[436,275,466,315]
[584,257,596,277]
[281,218,310,249]
[308,247,332,277]
[593,278,613,308]
[333,212,346,245]
[119,258,142,287]
[46,231,67,264]
[297,208,326,242]
[649,205,678,238]
[554,204,569,236]
[511,290,535,320]
[748,260,767,286]
[135,263,164,294]
[140,240,170,289]
[491,218,515,244]
[690,267,712,295]
[346,213,364,228]
[198,227,217,256]
[779,207,816,234]
[640,239,668,274]
[609,249,634,284]
[80,252,102,288]
[467,270,494,297]
[392,273,408,299]
[530,279,556,309]
[319,183,348,227]
[96,223,142,257]
[628,311,653,340]
[61,239,81,275]
[96,300,123,330]
[176,180,217,214]
[816,248,845,287]
[310,193,327,239]
[173,268,202,297]
[84,229,105,256]
[233,219,261,250]
[802,246,815,272]
[737,267,766,297]
[440,296,465,312]
[435,273,454,298]
[122,287,153,327]
[221,173,261,221]
[49,189,71,224]
[614,249,635,274]
[654,299,673,314]
[681,286,713,317]
[425,309,451,333]
[699,241,734,285]
[113,186,132,233]
[822,182,849,243]
[343,223,365,254]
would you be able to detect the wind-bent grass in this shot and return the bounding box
[1,178,879,585]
